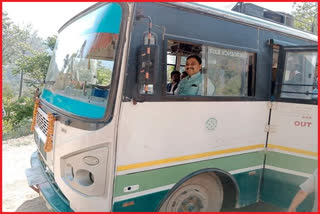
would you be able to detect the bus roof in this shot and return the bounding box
[60,2,317,43]
[169,2,317,42]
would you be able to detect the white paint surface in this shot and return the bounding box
[268,102,317,153]
[116,101,270,170]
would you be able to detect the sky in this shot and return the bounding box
[3,2,297,39]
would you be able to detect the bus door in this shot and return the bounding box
[260,45,318,210]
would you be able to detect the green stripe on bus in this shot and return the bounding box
[260,168,314,212]
[113,190,168,212]
[113,170,262,211]
[265,151,317,174]
[114,151,264,197]
[113,168,315,212]
[233,168,261,207]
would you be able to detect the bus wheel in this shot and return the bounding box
[159,172,223,212]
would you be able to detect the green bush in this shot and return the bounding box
[3,118,33,141]
[3,96,34,140]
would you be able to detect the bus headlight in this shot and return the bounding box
[65,164,74,181]
[83,156,99,166]
[75,169,94,186]
[60,146,108,196]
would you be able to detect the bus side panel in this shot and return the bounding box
[261,164,315,211]
[260,102,317,211]
[115,102,269,170]
[256,27,317,211]
[118,2,318,212]
[114,101,269,211]
[112,153,264,211]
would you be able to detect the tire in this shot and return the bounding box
[159,172,223,212]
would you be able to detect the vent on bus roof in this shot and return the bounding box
[231,3,294,27]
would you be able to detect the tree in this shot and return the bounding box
[3,10,49,97]
[2,11,57,139]
[2,11,45,66]
[2,11,28,65]
[96,61,112,85]
[45,35,57,51]
[12,50,51,89]
[292,2,318,34]
[10,34,56,91]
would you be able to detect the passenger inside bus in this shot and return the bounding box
[288,64,302,83]
[176,55,215,96]
[282,64,304,98]
[166,70,181,95]
[181,71,188,80]
[166,40,255,97]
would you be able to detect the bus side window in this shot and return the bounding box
[206,46,255,97]
[166,54,177,84]
[312,64,318,100]
[166,39,256,97]
[280,51,318,100]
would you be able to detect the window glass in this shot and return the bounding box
[43,3,122,119]
[281,51,318,100]
[166,40,255,97]
[181,56,187,65]
[207,47,253,96]
[166,54,177,84]
[179,66,185,74]
[167,65,176,83]
[167,54,176,65]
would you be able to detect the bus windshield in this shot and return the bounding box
[42,3,122,119]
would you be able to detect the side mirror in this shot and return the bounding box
[137,45,159,94]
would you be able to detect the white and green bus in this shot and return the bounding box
[25,2,318,212]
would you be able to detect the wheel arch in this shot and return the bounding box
[156,168,240,211]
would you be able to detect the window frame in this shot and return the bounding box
[160,35,258,102]
[166,53,177,83]
[40,2,130,130]
[274,45,318,105]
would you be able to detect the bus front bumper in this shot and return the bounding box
[25,152,73,212]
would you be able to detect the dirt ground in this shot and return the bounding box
[2,134,50,212]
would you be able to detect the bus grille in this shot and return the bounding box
[36,108,48,136]
[38,137,47,160]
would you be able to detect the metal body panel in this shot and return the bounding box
[116,101,269,172]
[25,152,73,212]
[53,120,114,211]
[260,102,317,210]
[167,3,317,42]
[49,3,134,211]
[268,102,317,153]
[26,3,134,212]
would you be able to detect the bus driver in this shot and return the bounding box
[176,55,215,96]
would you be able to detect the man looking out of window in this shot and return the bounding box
[176,55,215,96]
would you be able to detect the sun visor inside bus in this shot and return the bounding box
[62,3,122,35]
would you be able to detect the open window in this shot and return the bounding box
[275,46,318,102]
[166,41,202,95]
[166,39,256,97]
